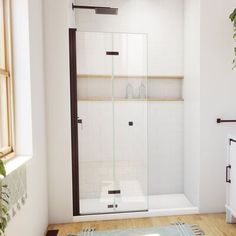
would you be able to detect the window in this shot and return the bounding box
[0,0,15,159]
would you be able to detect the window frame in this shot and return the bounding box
[0,0,15,160]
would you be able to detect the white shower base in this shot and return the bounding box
[149,194,194,209]
[73,194,198,222]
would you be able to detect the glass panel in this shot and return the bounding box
[77,32,114,214]
[0,0,6,70]
[0,75,9,150]
[113,33,148,212]
[77,32,148,214]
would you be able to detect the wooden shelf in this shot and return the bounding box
[147,98,184,102]
[77,74,184,80]
[77,74,112,79]
[148,76,183,80]
[78,98,184,102]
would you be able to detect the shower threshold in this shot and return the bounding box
[73,194,199,222]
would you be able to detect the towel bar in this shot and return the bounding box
[217,118,236,123]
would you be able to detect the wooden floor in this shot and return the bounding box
[48,214,236,236]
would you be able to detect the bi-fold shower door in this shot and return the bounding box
[77,31,148,215]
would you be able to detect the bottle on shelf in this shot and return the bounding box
[139,82,146,99]
[126,83,133,99]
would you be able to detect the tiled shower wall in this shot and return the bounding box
[79,160,147,199]
[78,101,183,199]
[76,0,184,76]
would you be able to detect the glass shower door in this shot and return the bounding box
[77,31,148,215]
[113,33,148,212]
[77,32,114,214]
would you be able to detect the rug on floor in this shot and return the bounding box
[67,222,205,236]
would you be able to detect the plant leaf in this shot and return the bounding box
[0,160,6,178]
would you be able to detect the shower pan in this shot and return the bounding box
[76,31,148,215]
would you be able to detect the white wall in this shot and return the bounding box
[199,0,236,213]
[44,0,74,224]
[183,0,200,207]
[184,0,236,212]
[12,0,32,157]
[6,0,48,235]
[149,102,184,195]
[76,0,184,76]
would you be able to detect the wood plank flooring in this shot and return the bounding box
[48,214,236,236]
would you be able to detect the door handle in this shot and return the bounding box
[108,190,121,195]
[106,51,119,56]
[226,165,231,183]
[77,118,83,129]
[128,121,134,126]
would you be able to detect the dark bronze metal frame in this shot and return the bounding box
[69,28,80,216]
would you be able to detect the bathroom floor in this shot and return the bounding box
[48,214,236,236]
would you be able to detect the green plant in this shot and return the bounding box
[0,156,9,236]
[229,8,236,69]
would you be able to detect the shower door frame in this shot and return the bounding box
[69,28,148,216]
[69,28,80,216]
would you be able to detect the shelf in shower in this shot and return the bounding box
[77,74,184,80]
[77,98,184,102]
[148,76,183,80]
[147,98,184,102]
[77,74,112,79]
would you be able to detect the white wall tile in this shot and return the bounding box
[78,101,183,199]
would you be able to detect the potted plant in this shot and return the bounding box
[0,157,9,236]
[229,8,236,69]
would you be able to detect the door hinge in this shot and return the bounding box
[229,138,236,146]
[226,165,231,183]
